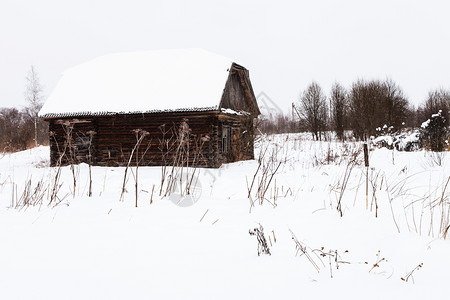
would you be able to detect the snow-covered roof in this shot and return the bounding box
[39,49,236,118]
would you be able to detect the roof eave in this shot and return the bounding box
[40,106,220,119]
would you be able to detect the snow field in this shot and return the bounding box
[0,134,449,299]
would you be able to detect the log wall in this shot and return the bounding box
[46,111,255,168]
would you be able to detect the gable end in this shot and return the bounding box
[219,63,260,117]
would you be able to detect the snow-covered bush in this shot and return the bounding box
[372,129,420,151]
[419,110,449,152]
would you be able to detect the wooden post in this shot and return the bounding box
[363,143,369,210]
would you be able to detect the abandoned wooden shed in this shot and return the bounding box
[39,49,260,168]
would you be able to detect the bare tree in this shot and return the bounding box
[382,79,408,131]
[330,82,348,141]
[348,79,379,140]
[24,65,44,148]
[419,88,450,127]
[348,79,409,140]
[299,81,328,140]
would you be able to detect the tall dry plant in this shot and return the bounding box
[158,120,206,199]
[119,129,149,203]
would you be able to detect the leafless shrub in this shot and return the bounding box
[49,129,70,205]
[309,141,362,167]
[10,165,69,210]
[247,141,282,212]
[249,224,271,256]
[382,171,450,238]
[423,151,446,167]
[289,229,322,273]
[429,176,450,239]
[401,263,423,283]
[310,144,341,167]
[312,248,350,278]
[0,103,48,152]
[381,169,450,239]
[163,120,192,197]
[159,120,206,201]
[13,177,48,210]
[385,174,411,234]
[55,122,79,198]
[329,145,363,216]
[368,169,383,217]
[336,159,357,217]
[289,229,351,277]
[367,250,387,273]
[49,165,62,205]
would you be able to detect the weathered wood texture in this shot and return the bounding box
[47,111,255,168]
[220,64,260,116]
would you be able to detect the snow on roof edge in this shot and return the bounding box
[40,106,220,119]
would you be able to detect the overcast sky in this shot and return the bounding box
[1,0,450,113]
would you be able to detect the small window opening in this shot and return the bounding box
[222,125,231,154]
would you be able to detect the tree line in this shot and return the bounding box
[1,69,448,152]
[0,66,48,152]
[259,79,449,150]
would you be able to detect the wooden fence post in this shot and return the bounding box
[363,143,369,210]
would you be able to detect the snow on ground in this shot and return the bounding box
[0,134,449,299]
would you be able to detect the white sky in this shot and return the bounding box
[1,0,450,113]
